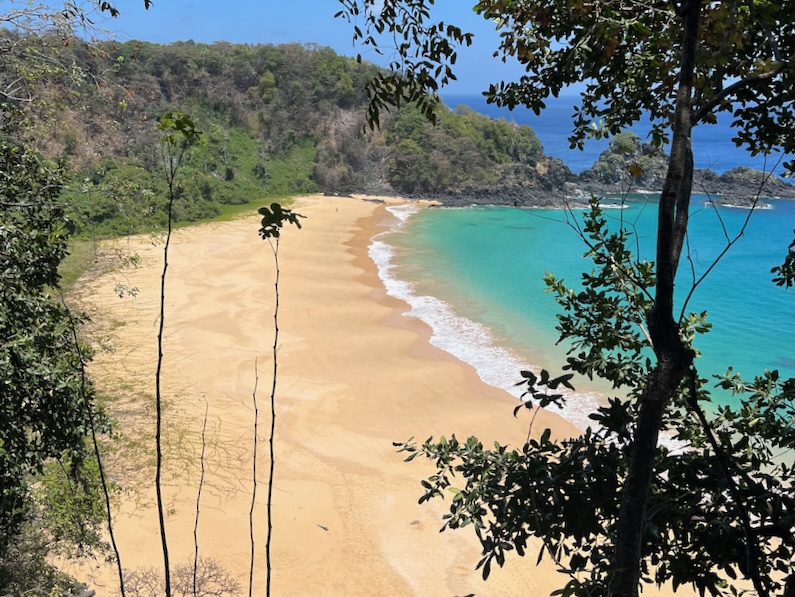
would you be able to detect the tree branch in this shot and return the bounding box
[693,66,786,124]
[61,293,126,597]
[193,398,208,597]
[249,360,259,597]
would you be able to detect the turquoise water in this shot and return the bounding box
[378,197,794,423]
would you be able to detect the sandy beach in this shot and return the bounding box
[67,194,630,595]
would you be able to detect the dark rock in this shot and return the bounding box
[578,132,668,191]
[419,157,573,208]
[359,131,795,208]
[691,166,795,204]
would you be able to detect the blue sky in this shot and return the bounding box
[101,0,528,94]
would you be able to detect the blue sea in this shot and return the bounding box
[371,95,795,430]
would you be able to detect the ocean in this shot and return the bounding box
[370,95,795,430]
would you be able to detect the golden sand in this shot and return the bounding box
[66,195,689,596]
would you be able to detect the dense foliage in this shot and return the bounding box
[387,104,542,194]
[42,38,382,234]
[0,34,556,236]
[0,134,108,593]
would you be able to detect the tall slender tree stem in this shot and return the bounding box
[266,236,281,597]
[249,360,259,597]
[193,398,208,597]
[62,297,126,597]
[155,192,172,596]
[155,152,181,597]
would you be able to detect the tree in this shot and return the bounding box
[0,125,108,593]
[337,1,795,596]
[0,0,140,106]
[257,202,304,597]
[0,2,158,593]
[152,110,201,597]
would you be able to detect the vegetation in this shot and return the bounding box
[0,123,109,593]
[0,33,559,238]
[387,103,543,194]
[123,557,241,596]
[580,132,669,188]
[2,0,793,593]
[338,1,795,596]
[256,202,305,597]
[2,34,378,237]
[152,110,202,597]
[0,2,141,593]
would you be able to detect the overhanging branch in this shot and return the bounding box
[693,65,787,124]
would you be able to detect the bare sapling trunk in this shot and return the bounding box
[155,165,175,596]
[193,399,209,597]
[249,360,259,597]
[265,237,280,597]
[61,296,126,597]
[256,202,304,597]
[154,112,199,597]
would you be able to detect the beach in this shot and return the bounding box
[68,194,697,596]
[66,194,580,596]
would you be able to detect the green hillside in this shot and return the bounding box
[0,34,553,236]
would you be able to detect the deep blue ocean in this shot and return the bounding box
[371,95,794,430]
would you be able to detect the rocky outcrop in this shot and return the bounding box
[374,131,794,208]
[560,134,795,203]
[569,165,795,202]
[378,156,575,207]
[577,132,669,192]
[694,167,795,204]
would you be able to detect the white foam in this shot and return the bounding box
[369,205,691,452]
[718,202,773,210]
[370,205,602,433]
[560,201,629,211]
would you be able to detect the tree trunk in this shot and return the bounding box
[607,1,701,596]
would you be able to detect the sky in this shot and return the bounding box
[98,0,528,94]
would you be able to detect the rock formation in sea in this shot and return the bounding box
[419,132,795,208]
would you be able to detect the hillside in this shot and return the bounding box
[0,34,569,234]
[2,34,791,235]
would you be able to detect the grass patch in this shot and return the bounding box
[58,239,98,292]
[61,195,300,291]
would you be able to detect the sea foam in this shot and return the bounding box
[369,204,603,433]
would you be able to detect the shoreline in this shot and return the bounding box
[376,196,794,396]
[394,189,794,210]
[68,194,580,596]
[367,200,610,431]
